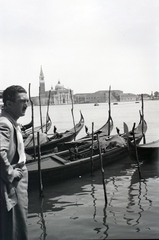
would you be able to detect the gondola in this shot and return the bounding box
[82,115,113,140]
[124,117,158,162]
[22,114,52,139]
[127,138,159,162]
[27,113,147,188]
[58,114,113,152]
[25,111,85,156]
[121,111,147,144]
[21,119,33,131]
[81,85,113,140]
[57,115,113,151]
[27,135,129,188]
[60,110,147,151]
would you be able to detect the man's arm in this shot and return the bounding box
[0,122,22,183]
[0,123,15,183]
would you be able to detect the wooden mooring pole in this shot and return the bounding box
[28,83,36,161]
[90,122,94,176]
[97,134,108,206]
[132,123,142,179]
[37,131,44,197]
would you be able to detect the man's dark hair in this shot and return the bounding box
[2,85,27,105]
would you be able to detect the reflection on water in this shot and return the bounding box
[90,182,97,222]
[90,181,109,239]
[102,205,109,240]
[108,176,119,227]
[125,180,149,228]
[26,101,159,239]
[37,198,47,240]
[123,162,155,230]
[28,159,159,239]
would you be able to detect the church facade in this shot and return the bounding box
[31,67,73,105]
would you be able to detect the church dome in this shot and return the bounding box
[55,80,64,90]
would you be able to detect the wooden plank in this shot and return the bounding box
[50,154,68,165]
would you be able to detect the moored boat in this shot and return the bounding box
[22,114,52,139]
[21,119,33,132]
[82,114,114,139]
[25,111,84,156]
[27,136,129,189]
[127,138,159,162]
[123,116,158,162]
[121,111,147,144]
[27,115,147,188]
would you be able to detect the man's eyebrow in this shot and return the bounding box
[18,97,29,101]
[21,99,29,101]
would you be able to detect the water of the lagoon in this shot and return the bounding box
[22,100,159,240]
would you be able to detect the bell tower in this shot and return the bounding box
[39,66,45,94]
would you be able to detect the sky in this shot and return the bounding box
[1,0,159,96]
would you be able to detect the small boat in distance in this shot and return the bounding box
[94,102,99,106]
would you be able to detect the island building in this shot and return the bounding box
[31,66,73,105]
[74,91,138,104]
[0,68,152,106]
[31,67,139,105]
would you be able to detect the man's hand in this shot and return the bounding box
[14,168,23,180]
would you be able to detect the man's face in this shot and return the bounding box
[8,92,29,120]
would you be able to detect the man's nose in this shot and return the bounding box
[24,100,29,106]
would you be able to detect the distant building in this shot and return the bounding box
[39,67,45,94]
[74,91,151,104]
[31,66,73,105]
[119,93,137,102]
[74,90,123,104]
[137,94,151,100]
[0,70,153,106]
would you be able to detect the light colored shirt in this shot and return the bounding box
[16,125,26,164]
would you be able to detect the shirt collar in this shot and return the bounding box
[1,109,19,128]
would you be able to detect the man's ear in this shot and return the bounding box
[6,100,11,107]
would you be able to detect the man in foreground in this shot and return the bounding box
[0,85,29,240]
